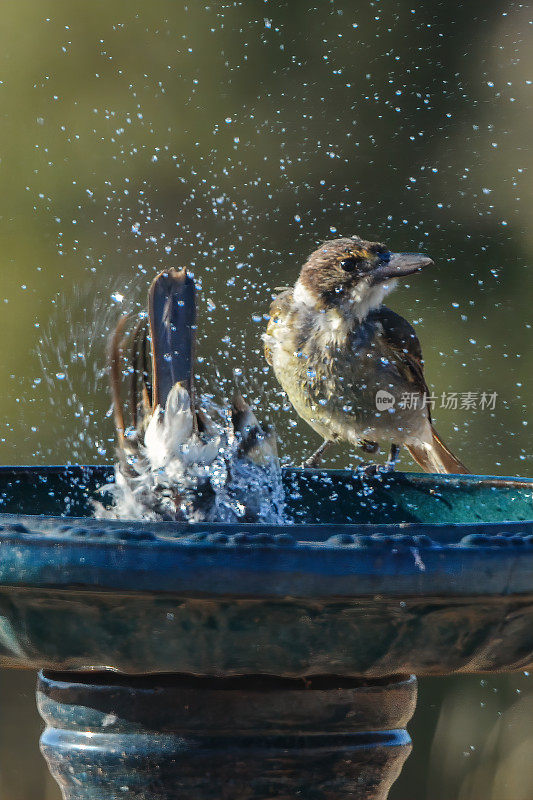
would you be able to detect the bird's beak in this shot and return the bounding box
[371,252,434,283]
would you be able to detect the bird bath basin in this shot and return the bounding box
[0,465,531,799]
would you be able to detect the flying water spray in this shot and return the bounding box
[97,268,285,523]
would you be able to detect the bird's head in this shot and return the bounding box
[296,236,433,319]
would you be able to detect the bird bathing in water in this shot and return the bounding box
[98,268,284,524]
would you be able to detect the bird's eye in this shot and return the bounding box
[340,257,361,272]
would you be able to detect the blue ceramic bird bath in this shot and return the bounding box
[0,465,531,799]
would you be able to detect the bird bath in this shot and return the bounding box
[0,465,531,799]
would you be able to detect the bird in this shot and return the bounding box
[264,235,469,474]
[99,268,284,523]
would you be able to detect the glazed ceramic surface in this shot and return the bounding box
[0,466,530,676]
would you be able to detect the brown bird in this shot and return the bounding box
[264,236,469,474]
[102,268,283,522]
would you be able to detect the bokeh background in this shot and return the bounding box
[0,1,531,798]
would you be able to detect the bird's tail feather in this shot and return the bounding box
[406,425,470,474]
[148,268,196,410]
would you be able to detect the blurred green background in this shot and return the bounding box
[0,1,531,798]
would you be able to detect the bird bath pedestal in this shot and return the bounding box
[0,466,531,799]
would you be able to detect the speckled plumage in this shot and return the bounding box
[265,237,469,473]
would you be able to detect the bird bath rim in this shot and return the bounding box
[0,465,530,676]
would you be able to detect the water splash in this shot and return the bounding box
[97,386,285,523]
[36,286,123,462]
[96,269,286,524]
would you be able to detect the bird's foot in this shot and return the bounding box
[356,462,380,479]
[360,439,379,454]
[357,458,398,479]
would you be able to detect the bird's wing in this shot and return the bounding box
[264,289,293,366]
[368,306,431,419]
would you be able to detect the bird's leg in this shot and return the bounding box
[302,439,332,468]
[361,440,379,454]
[385,443,401,471]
